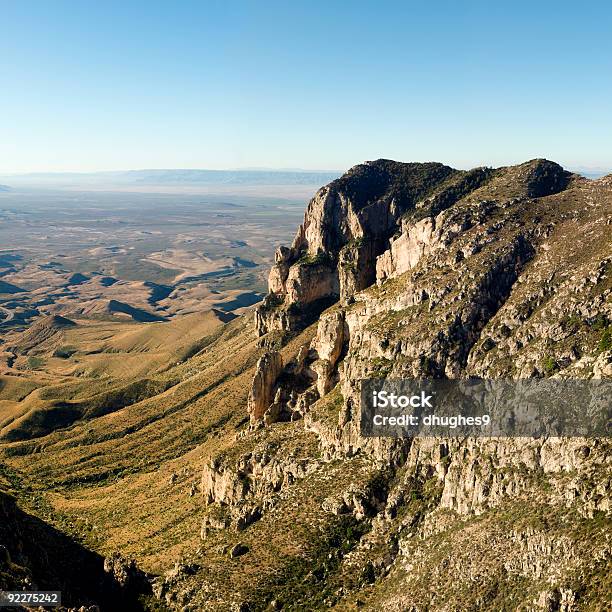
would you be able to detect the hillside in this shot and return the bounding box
[0,159,610,610]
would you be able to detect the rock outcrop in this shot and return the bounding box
[375,216,438,282]
[246,351,282,422]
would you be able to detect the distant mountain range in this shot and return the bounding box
[569,166,611,178]
[1,166,609,189]
[125,169,342,185]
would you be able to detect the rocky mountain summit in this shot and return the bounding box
[0,159,610,611]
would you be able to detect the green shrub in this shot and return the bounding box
[592,315,609,331]
[598,327,612,353]
[542,356,558,375]
[297,252,331,267]
[259,292,284,312]
[344,236,364,249]
[564,314,582,330]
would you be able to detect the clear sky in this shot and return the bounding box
[2,0,611,173]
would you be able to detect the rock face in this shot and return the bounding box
[250,158,587,425]
[229,542,249,558]
[285,259,339,305]
[247,351,283,421]
[312,310,345,365]
[248,160,610,431]
[103,552,150,593]
[375,216,437,282]
[171,159,611,610]
[254,160,497,335]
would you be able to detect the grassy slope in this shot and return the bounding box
[0,312,316,576]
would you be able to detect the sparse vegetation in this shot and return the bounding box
[343,236,364,250]
[297,251,331,267]
[309,385,344,428]
[370,356,393,378]
[591,314,609,331]
[53,345,76,359]
[26,355,43,369]
[250,515,370,610]
[542,355,559,375]
[259,292,284,311]
[598,326,612,352]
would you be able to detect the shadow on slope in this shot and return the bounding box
[0,280,26,294]
[1,378,176,442]
[6,315,76,355]
[107,300,167,323]
[0,491,150,610]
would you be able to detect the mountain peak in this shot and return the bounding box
[255,158,580,338]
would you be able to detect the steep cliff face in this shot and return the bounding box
[255,160,498,335]
[254,159,576,339]
[247,351,283,422]
[252,158,599,421]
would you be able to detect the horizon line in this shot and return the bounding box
[1,162,611,179]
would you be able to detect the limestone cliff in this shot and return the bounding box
[247,351,283,422]
[255,161,497,335]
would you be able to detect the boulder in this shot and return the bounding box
[229,542,249,558]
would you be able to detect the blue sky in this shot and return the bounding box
[1,1,611,173]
